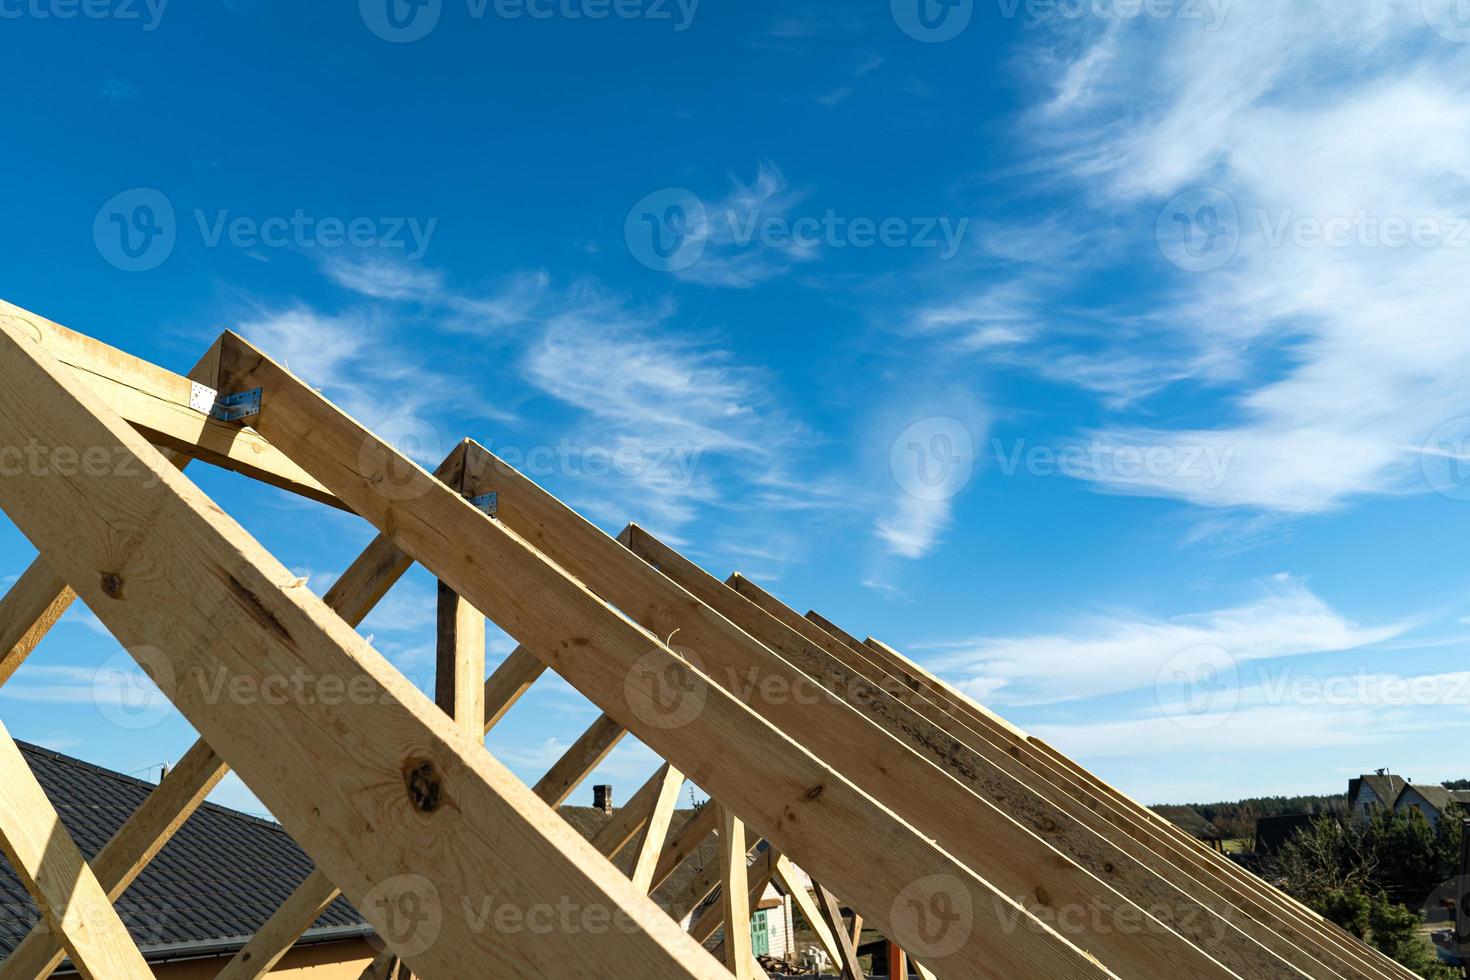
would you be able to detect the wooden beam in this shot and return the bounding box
[0,301,339,509]
[696,842,775,946]
[0,319,721,978]
[0,559,74,689]
[848,634,1405,980]
[212,335,1112,980]
[717,808,755,980]
[221,633,622,980]
[0,739,228,979]
[888,942,909,979]
[630,764,685,894]
[590,762,680,860]
[711,568,1362,980]
[436,580,485,738]
[651,800,719,894]
[0,722,152,979]
[4,522,416,980]
[482,646,548,731]
[772,855,843,968]
[614,528,1302,978]
[815,884,864,980]
[531,713,627,808]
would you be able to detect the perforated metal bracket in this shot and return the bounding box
[470,492,498,516]
[189,383,262,423]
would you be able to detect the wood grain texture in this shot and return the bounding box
[213,333,1112,980]
[0,318,721,979]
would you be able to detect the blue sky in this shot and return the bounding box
[3,0,1470,815]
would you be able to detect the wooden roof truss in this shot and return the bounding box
[0,301,1420,979]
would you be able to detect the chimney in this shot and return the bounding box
[594,784,614,814]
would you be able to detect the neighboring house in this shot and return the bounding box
[1345,771,1469,828]
[1348,771,1407,821]
[1394,784,1470,829]
[0,742,376,978]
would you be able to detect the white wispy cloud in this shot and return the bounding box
[675,161,820,289]
[1011,1,1470,512]
[925,573,1407,706]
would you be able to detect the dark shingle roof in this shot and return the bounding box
[0,742,368,967]
[1404,784,1455,814]
[1349,773,1406,809]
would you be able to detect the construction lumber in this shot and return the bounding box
[630,764,685,893]
[717,807,755,980]
[531,713,627,808]
[212,334,1116,980]
[0,722,152,979]
[0,319,723,978]
[0,559,74,689]
[726,572,1386,980]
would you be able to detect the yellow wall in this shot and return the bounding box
[147,939,377,979]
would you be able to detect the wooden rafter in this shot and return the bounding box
[629,763,685,894]
[0,317,723,978]
[211,333,1109,979]
[715,807,754,980]
[0,301,1415,980]
[0,722,152,979]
